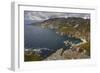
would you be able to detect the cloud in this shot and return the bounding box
[24,11,90,21]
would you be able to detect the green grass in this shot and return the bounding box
[24,54,44,61]
[78,42,90,56]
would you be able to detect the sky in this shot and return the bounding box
[24,11,90,21]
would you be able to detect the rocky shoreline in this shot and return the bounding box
[44,48,89,60]
[44,38,89,60]
[24,37,89,61]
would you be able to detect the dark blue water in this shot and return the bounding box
[24,23,81,51]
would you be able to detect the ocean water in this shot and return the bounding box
[24,22,81,51]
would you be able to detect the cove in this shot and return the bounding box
[24,24,82,51]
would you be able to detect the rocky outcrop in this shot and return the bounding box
[44,47,89,60]
[44,37,89,60]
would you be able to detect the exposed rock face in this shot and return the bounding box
[44,48,89,60]
[44,48,65,60]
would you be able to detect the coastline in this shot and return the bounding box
[44,38,89,60]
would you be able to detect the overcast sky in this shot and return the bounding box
[24,11,90,21]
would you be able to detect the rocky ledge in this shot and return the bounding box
[44,47,89,60]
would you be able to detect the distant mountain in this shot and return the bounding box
[39,17,90,41]
[40,17,90,27]
[40,17,89,30]
[29,17,90,28]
